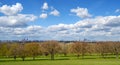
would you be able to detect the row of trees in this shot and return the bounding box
[70,42,120,59]
[0,41,120,61]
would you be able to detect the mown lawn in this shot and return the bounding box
[0,59,120,65]
[0,55,120,65]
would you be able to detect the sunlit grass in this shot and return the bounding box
[0,59,120,65]
[0,55,120,65]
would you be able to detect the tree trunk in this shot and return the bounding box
[22,56,25,61]
[64,53,67,56]
[116,52,119,60]
[14,55,16,60]
[77,54,80,59]
[33,56,35,60]
[101,53,105,58]
[51,49,54,60]
[82,53,84,59]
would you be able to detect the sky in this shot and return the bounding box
[0,0,120,41]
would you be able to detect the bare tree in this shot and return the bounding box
[25,43,41,60]
[71,42,87,58]
[41,40,61,60]
[60,43,69,56]
[95,42,112,58]
[86,43,96,55]
[18,43,27,61]
[110,42,120,60]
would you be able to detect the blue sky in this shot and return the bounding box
[0,0,120,41]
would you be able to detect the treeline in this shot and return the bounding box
[0,41,120,61]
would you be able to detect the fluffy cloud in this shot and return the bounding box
[50,9,60,16]
[1,15,120,40]
[0,3,23,15]
[13,25,43,35]
[42,2,48,10]
[45,15,120,40]
[0,14,37,27]
[0,3,37,27]
[0,3,120,41]
[0,16,120,40]
[0,25,44,40]
[40,2,60,19]
[70,7,92,18]
[104,16,120,27]
[39,13,47,19]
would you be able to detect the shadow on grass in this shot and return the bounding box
[0,56,118,62]
[82,57,97,59]
[0,58,70,62]
[99,56,116,59]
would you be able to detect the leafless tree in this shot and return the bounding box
[41,40,61,60]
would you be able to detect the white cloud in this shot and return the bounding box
[70,7,92,18]
[0,3,23,15]
[13,25,43,35]
[50,9,60,16]
[39,13,48,19]
[40,2,60,19]
[0,14,37,27]
[45,15,120,40]
[1,15,120,41]
[115,9,120,13]
[0,3,37,27]
[42,2,48,10]
[0,25,44,40]
[0,3,120,41]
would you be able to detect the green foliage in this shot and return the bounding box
[0,43,10,56]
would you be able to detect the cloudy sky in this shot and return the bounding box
[0,0,120,41]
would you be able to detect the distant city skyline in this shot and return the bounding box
[0,0,120,41]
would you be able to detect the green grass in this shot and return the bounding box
[0,55,120,65]
[0,59,120,65]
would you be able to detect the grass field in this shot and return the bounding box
[0,55,120,65]
[0,59,120,65]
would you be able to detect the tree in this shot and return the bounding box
[60,43,69,56]
[41,41,61,60]
[95,42,112,58]
[9,43,19,60]
[25,43,41,60]
[110,42,120,60]
[0,43,8,57]
[81,42,87,59]
[71,42,83,58]
[70,42,82,58]
[0,43,11,57]
[86,43,96,55]
[70,42,87,59]
[18,43,27,61]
